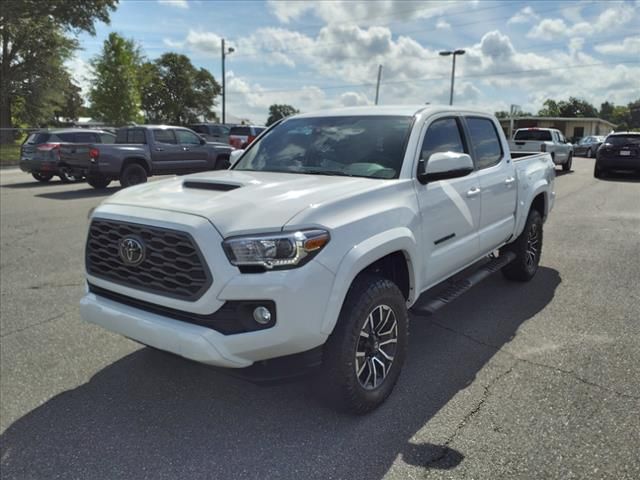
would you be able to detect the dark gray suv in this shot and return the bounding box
[20,128,115,183]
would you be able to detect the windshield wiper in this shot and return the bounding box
[302,169,354,177]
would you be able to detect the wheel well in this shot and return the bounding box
[357,251,411,300]
[531,193,546,218]
[121,158,149,175]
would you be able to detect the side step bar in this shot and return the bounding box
[411,251,516,315]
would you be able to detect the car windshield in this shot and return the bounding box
[233,115,414,179]
[514,130,552,141]
[605,134,640,145]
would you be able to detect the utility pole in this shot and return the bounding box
[374,65,383,105]
[439,49,465,105]
[221,39,235,124]
[509,104,521,139]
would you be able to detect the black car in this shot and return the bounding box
[574,135,605,158]
[594,132,640,178]
[20,128,116,183]
[188,123,235,144]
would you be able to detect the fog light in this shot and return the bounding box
[253,306,272,325]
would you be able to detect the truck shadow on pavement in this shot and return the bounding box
[35,186,121,200]
[0,268,561,479]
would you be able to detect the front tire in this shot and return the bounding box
[317,275,408,414]
[562,153,572,172]
[501,209,543,282]
[120,163,148,188]
[32,172,54,183]
[586,148,592,158]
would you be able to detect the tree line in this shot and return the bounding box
[495,97,640,131]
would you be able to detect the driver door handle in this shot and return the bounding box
[466,187,481,198]
[504,177,516,185]
[183,147,190,151]
[155,147,164,151]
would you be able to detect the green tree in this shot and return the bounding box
[266,104,300,126]
[140,53,220,124]
[538,97,598,118]
[0,0,117,140]
[89,33,143,125]
[599,101,615,122]
[537,99,560,117]
[55,75,84,121]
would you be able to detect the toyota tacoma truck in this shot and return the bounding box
[60,125,233,189]
[509,127,573,171]
[81,106,555,413]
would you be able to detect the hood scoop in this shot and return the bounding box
[183,180,242,192]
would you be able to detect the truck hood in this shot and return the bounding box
[103,170,388,237]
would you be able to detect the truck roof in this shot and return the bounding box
[292,105,494,119]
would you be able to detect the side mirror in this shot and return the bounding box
[200,137,207,145]
[229,149,244,166]
[418,151,474,184]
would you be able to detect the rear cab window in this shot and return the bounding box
[230,127,250,137]
[116,128,147,144]
[514,130,552,141]
[465,117,503,169]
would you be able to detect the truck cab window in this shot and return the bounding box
[153,129,176,144]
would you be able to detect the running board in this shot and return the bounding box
[411,252,516,315]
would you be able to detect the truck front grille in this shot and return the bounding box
[86,219,212,301]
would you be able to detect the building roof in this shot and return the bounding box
[500,116,616,128]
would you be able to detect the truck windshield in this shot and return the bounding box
[233,116,413,179]
[514,130,552,141]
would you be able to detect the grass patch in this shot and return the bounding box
[0,144,21,166]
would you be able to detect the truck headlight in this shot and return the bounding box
[222,229,330,270]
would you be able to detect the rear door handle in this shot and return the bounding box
[504,177,515,185]
[466,187,481,198]
[183,147,190,151]
[155,147,164,151]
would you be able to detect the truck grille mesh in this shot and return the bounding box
[86,219,212,301]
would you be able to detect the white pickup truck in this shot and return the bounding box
[509,127,573,171]
[81,106,556,413]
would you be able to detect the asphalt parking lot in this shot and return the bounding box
[1,159,639,479]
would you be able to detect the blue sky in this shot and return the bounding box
[68,0,640,123]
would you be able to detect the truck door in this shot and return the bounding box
[415,116,481,287]
[175,129,210,172]
[463,116,517,254]
[151,129,182,174]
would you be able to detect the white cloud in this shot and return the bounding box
[527,18,567,41]
[436,18,451,30]
[65,55,92,100]
[508,6,539,25]
[528,4,636,40]
[595,36,640,55]
[158,0,189,9]
[266,0,470,25]
[340,91,370,106]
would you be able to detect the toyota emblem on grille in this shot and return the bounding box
[118,237,145,266]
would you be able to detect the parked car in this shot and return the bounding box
[81,106,556,413]
[59,125,233,189]
[509,128,573,171]
[189,123,235,144]
[228,125,266,149]
[573,136,605,158]
[594,132,640,178]
[20,128,115,183]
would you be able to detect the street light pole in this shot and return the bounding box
[439,49,465,106]
[221,39,235,124]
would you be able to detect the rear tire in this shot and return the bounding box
[594,163,605,179]
[87,174,111,189]
[316,274,408,414]
[501,209,543,282]
[32,172,53,183]
[120,163,148,188]
[58,168,82,183]
[562,154,572,172]
[215,156,230,170]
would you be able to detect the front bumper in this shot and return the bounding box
[81,206,336,367]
